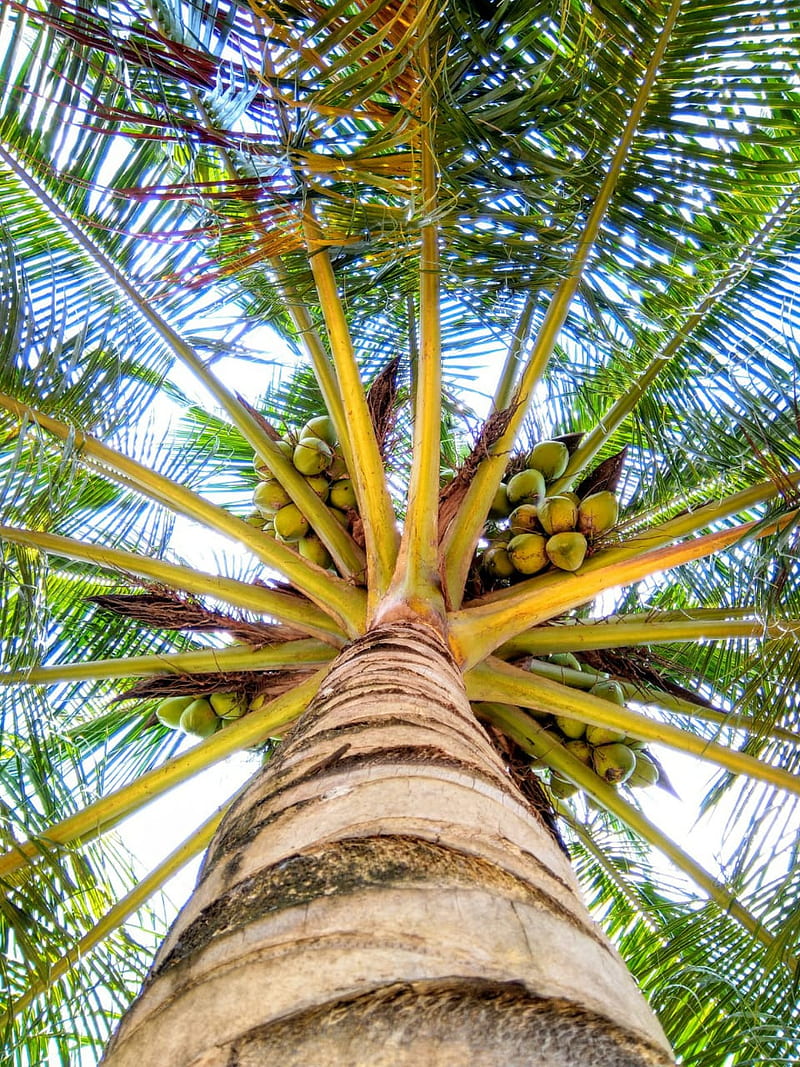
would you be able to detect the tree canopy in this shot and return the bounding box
[1,0,800,1063]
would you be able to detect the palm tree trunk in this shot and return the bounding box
[102,621,674,1066]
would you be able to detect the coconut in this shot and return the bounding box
[301,415,337,447]
[507,532,549,575]
[274,502,311,541]
[244,511,267,528]
[586,724,626,746]
[489,482,512,517]
[565,738,593,766]
[545,532,587,571]
[484,525,512,544]
[506,468,546,507]
[482,545,515,579]
[528,440,569,481]
[554,715,586,739]
[304,474,330,500]
[509,504,541,534]
[560,491,581,505]
[538,495,579,535]
[589,680,626,705]
[254,438,293,477]
[592,742,636,784]
[549,775,579,798]
[179,698,219,737]
[548,652,581,672]
[156,695,195,729]
[578,490,619,539]
[326,452,348,480]
[329,478,357,510]
[298,534,333,568]
[623,736,646,750]
[328,506,350,528]
[293,437,332,476]
[253,479,292,515]
[628,751,659,787]
[210,692,247,720]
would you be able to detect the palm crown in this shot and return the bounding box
[1,0,800,1063]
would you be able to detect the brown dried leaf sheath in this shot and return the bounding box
[235,394,282,440]
[575,447,628,498]
[112,668,314,704]
[87,592,303,644]
[438,405,517,538]
[366,356,400,460]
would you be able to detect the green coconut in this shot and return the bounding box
[548,652,582,671]
[628,751,660,787]
[593,742,636,784]
[293,437,332,476]
[210,692,248,720]
[565,738,593,766]
[179,698,219,737]
[244,511,267,528]
[253,479,292,515]
[623,736,646,750]
[528,440,569,481]
[327,452,349,480]
[578,490,619,539]
[506,468,546,507]
[328,506,350,528]
[538,495,579,535]
[555,715,586,740]
[329,478,357,510]
[304,474,330,500]
[301,415,337,447]
[483,545,516,579]
[298,534,333,568]
[484,525,512,544]
[156,695,195,729]
[489,482,512,517]
[507,532,549,575]
[248,692,270,714]
[253,438,293,477]
[549,775,579,798]
[586,724,626,746]
[509,504,541,534]
[545,532,587,571]
[589,680,626,705]
[274,502,311,541]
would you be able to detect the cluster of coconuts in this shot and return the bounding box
[247,416,356,569]
[481,439,619,581]
[155,691,249,737]
[532,655,660,800]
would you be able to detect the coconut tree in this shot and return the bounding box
[2,0,800,1062]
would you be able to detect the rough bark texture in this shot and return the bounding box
[102,621,674,1066]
